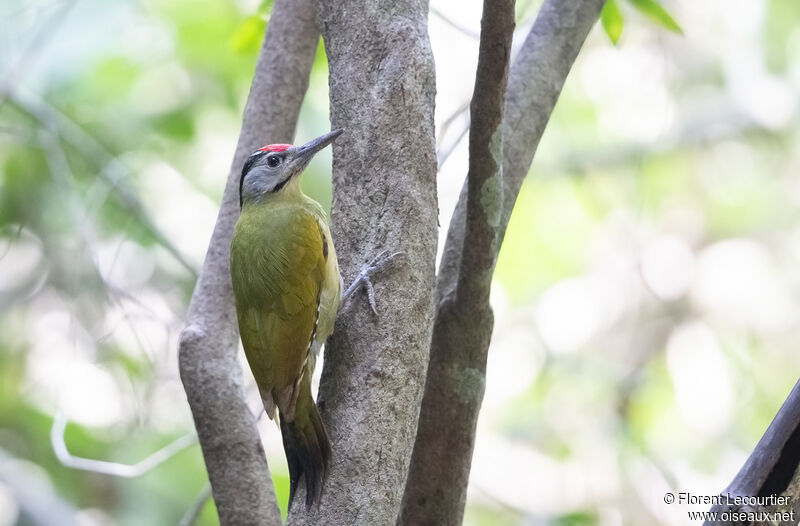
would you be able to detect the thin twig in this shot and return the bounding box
[38,128,166,369]
[1,87,197,276]
[437,120,469,168]
[437,98,470,166]
[456,0,515,306]
[50,412,196,478]
[0,0,77,110]
[429,6,480,39]
[178,484,213,526]
[438,99,471,143]
[0,448,80,526]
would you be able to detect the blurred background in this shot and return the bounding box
[1,0,799,524]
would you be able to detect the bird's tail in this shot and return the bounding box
[279,384,331,510]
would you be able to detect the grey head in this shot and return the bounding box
[239,128,344,206]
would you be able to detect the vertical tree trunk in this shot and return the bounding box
[400,1,516,523]
[402,0,605,523]
[287,0,439,524]
[178,1,318,524]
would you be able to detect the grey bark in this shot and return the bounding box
[703,379,800,526]
[287,0,439,524]
[402,0,605,523]
[438,0,606,301]
[455,0,515,310]
[177,1,319,524]
[400,0,516,522]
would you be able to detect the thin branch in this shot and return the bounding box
[38,128,167,367]
[0,0,77,110]
[0,447,80,526]
[402,0,605,522]
[436,100,472,149]
[2,88,197,276]
[548,107,775,176]
[437,98,471,167]
[0,0,71,19]
[178,484,213,526]
[51,412,196,478]
[455,0,515,307]
[429,6,480,40]
[400,0,515,523]
[177,0,318,524]
[439,99,471,141]
[0,224,24,262]
[437,120,469,168]
[704,379,800,525]
[437,0,606,304]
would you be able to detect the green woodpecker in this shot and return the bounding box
[231,129,397,509]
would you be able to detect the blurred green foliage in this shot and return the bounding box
[601,0,624,45]
[1,0,800,524]
[600,0,682,45]
[0,0,310,523]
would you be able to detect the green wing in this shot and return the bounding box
[231,204,326,418]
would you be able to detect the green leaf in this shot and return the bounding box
[601,0,624,44]
[230,15,268,54]
[628,0,683,34]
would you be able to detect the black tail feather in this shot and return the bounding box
[279,398,331,510]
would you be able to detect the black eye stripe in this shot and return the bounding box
[239,150,292,205]
[271,174,291,193]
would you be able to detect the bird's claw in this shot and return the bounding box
[342,250,404,315]
[365,249,403,273]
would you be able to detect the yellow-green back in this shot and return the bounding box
[230,196,328,416]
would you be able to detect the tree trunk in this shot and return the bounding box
[179,0,612,523]
[286,1,439,524]
[402,0,605,522]
[177,1,318,524]
[399,1,516,524]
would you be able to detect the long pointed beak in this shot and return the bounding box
[295,128,344,161]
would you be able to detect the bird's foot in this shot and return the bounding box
[342,250,404,315]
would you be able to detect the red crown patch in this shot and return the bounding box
[258,143,292,153]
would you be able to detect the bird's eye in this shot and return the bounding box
[266,155,281,168]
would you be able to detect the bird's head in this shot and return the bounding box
[239,128,343,206]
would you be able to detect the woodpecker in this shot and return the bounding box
[230,129,398,510]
